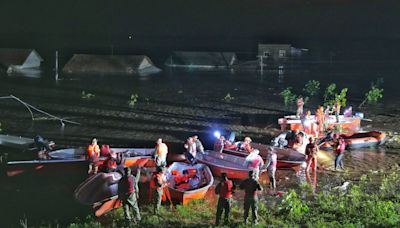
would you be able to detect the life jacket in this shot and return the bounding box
[118,175,135,196]
[155,143,168,157]
[87,144,100,158]
[101,144,111,157]
[174,174,191,189]
[103,157,117,171]
[150,172,164,190]
[219,180,234,199]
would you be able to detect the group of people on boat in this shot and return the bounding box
[295,96,353,138]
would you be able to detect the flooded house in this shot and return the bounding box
[257,44,308,61]
[164,51,237,69]
[0,48,43,74]
[62,54,161,75]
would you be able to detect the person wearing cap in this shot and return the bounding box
[154,138,168,168]
[305,137,319,173]
[150,166,167,214]
[87,138,100,174]
[244,149,264,180]
[265,148,277,191]
[240,170,263,225]
[215,172,235,226]
[118,167,141,223]
[240,137,253,153]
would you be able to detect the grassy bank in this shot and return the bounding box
[63,171,400,228]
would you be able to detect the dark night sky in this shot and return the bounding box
[1,0,400,59]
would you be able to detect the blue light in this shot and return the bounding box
[213,131,221,139]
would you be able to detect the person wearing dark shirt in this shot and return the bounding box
[215,173,236,226]
[239,170,263,225]
[118,167,141,223]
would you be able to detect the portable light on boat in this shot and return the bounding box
[213,130,221,139]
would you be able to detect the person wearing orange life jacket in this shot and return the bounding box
[154,138,168,168]
[215,172,236,226]
[87,138,100,174]
[240,137,253,153]
[151,166,167,215]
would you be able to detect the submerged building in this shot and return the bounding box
[165,51,237,69]
[0,48,43,73]
[257,44,308,61]
[63,54,161,75]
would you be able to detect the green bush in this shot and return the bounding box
[128,94,139,108]
[280,87,297,106]
[303,80,320,98]
[324,83,337,106]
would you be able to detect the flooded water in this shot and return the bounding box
[1,59,400,226]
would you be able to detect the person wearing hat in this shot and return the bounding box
[118,167,141,223]
[215,172,235,226]
[240,137,253,153]
[240,170,263,225]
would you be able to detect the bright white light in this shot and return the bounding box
[214,131,221,139]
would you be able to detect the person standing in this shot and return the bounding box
[87,138,100,174]
[240,137,253,153]
[192,135,204,154]
[215,173,235,226]
[305,137,319,173]
[118,167,141,223]
[240,171,263,225]
[154,138,168,168]
[184,137,197,165]
[296,96,304,118]
[335,137,346,170]
[315,106,325,136]
[244,149,264,180]
[214,135,225,153]
[151,167,167,214]
[265,149,277,191]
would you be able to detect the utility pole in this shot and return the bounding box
[55,50,59,80]
[259,55,264,74]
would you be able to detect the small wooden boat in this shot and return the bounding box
[223,142,306,168]
[319,131,386,150]
[165,162,214,205]
[196,150,266,180]
[6,147,154,177]
[0,134,34,149]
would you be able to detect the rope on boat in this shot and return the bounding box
[0,94,80,126]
